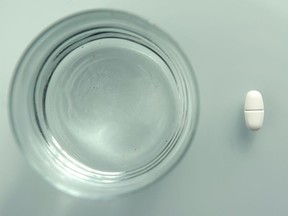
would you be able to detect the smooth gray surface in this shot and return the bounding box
[1,0,288,215]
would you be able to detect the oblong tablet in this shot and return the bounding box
[244,90,264,131]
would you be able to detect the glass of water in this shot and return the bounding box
[9,10,199,199]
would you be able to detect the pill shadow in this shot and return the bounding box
[232,107,255,153]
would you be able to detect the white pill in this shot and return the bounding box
[244,90,264,131]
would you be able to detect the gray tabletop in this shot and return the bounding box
[1,0,288,215]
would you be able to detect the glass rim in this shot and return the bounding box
[9,9,199,199]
